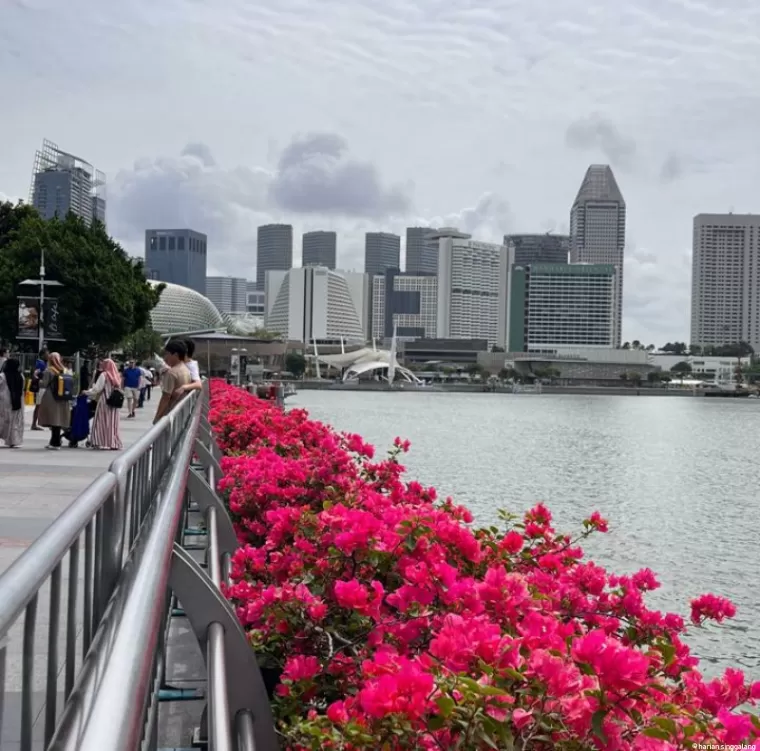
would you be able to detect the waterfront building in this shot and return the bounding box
[570,165,626,347]
[405,227,439,275]
[256,224,293,290]
[432,228,513,349]
[302,231,337,269]
[205,276,248,314]
[265,266,368,343]
[372,270,438,340]
[651,353,750,381]
[147,280,224,335]
[505,233,569,266]
[691,214,760,350]
[30,139,106,226]
[509,263,618,351]
[364,232,401,278]
[145,229,208,295]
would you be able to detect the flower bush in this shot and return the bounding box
[209,380,760,750]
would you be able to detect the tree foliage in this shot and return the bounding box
[120,325,165,360]
[671,361,693,374]
[0,203,160,352]
[285,352,307,378]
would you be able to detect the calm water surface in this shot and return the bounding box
[292,391,760,678]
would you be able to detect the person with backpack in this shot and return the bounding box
[84,358,123,450]
[37,352,72,450]
[0,358,25,448]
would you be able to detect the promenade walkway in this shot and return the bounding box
[0,402,158,751]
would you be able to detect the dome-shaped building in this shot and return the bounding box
[148,280,224,335]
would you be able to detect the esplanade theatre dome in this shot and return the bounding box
[148,280,224,335]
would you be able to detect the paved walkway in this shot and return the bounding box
[0,400,159,751]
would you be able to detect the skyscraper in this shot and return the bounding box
[505,234,569,266]
[145,229,207,294]
[570,165,626,347]
[364,232,401,278]
[691,214,760,350]
[206,276,248,313]
[30,139,106,226]
[405,227,439,275]
[302,231,337,269]
[257,224,293,290]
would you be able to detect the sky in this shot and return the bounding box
[2,0,760,345]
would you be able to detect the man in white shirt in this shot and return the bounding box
[175,338,203,398]
[138,365,153,408]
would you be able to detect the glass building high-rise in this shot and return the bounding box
[30,139,106,226]
[302,231,337,269]
[405,227,439,275]
[257,224,293,290]
[570,165,626,347]
[505,234,569,266]
[364,232,401,278]
[205,276,249,313]
[145,229,208,295]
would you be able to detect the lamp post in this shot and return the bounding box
[19,247,63,351]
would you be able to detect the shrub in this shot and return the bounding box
[208,381,759,750]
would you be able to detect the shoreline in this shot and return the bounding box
[293,381,753,397]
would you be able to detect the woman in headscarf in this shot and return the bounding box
[37,352,71,450]
[0,358,25,447]
[84,357,123,450]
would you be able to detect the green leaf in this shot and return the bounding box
[436,696,455,718]
[652,717,677,736]
[503,667,525,681]
[642,727,671,740]
[591,709,608,743]
[427,714,446,731]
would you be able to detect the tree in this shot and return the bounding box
[0,204,159,352]
[285,352,307,378]
[646,371,661,383]
[250,327,281,341]
[466,362,484,378]
[631,340,642,350]
[120,326,164,360]
[689,344,703,355]
[628,371,642,385]
[671,361,692,374]
[662,342,688,355]
[622,342,631,350]
[498,367,516,381]
[646,344,655,352]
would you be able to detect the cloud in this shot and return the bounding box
[438,193,513,240]
[565,114,637,170]
[269,133,410,218]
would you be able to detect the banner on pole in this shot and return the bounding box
[17,297,40,340]
[43,298,65,341]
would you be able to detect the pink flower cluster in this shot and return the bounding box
[209,381,760,751]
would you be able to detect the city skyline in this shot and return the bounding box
[3,0,760,343]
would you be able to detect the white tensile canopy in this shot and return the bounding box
[315,348,420,383]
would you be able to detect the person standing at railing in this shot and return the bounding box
[153,340,191,424]
[0,357,25,448]
[174,338,203,400]
[84,358,124,451]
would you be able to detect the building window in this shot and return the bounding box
[149,237,157,250]
[168,236,176,251]
[159,236,166,251]
[178,236,185,250]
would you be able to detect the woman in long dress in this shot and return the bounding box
[85,358,123,451]
[0,358,25,448]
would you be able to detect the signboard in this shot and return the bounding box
[17,297,40,340]
[43,298,65,341]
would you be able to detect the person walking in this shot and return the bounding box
[0,358,25,448]
[122,360,142,418]
[37,352,71,450]
[0,347,7,373]
[153,340,191,424]
[30,348,48,431]
[85,358,123,451]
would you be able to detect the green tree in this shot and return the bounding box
[0,204,159,351]
[498,366,516,381]
[689,344,703,355]
[628,371,642,385]
[285,351,307,378]
[466,362,484,378]
[646,371,662,384]
[671,361,692,374]
[120,325,165,360]
[662,342,688,355]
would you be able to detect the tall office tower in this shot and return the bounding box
[570,165,626,347]
[265,266,369,342]
[145,229,208,294]
[256,224,293,290]
[508,264,619,351]
[30,139,106,226]
[405,227,439,275]
[205,276,249,313]
[302,231,337,269]
[691,214,760,350]
[432,228,513,349]
[505,233,569,266]
[364,232,401,278]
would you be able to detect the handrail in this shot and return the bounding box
[75,391,203,750]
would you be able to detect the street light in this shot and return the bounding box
[19,247,63,351]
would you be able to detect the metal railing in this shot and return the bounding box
[0,384,279,750]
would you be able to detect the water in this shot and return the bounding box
[293,390,760,678]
